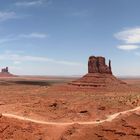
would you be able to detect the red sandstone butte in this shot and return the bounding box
[0,67,16,77]
[88,56,112,74]
[70,55,126,88]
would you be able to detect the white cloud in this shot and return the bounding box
[15,0,45,7]
[115,27,140,44]
[0,52,84,66]
[0,33,48,44]
[19,33,48,39]
[0,11,17,22]
[117,45,140,50]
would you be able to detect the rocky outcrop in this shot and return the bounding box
[1,67,9,73]
[69,55,127,89]
[88,56,112,74]
[0,67,16,77]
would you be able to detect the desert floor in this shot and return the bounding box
[0,76,140,140]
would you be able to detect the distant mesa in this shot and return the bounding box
[1,67,9,73]
[0,67,16,77]
[69,55,126,88]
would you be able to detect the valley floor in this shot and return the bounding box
[0,76,140,140]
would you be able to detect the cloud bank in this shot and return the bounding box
[15,0,49,7]
[15,0,43,7]
[0,33,48,44]
[117,45,140,50]
[115,27,140,44]
[115,27,140,51]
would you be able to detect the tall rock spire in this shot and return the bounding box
[109,60,112,74]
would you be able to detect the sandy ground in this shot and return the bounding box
[0,76,140,139]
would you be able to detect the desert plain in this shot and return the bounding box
[0,75,140,140]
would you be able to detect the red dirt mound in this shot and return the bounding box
[70,73,126,87]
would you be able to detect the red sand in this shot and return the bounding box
[0,76,140,139]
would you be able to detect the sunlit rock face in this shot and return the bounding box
[69,55,127,89]
[88,56,112,74]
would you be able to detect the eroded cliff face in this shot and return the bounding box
[88,56,112,74]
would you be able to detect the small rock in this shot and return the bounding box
[79,110,88,114]
[98,106,106,110]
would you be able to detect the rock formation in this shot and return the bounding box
[69,55,126,89]
[0,67,16,77]
[88,56,112,74]
[1,67,9,73]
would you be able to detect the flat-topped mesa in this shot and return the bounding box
[88,56,112,74]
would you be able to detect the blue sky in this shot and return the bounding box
[0,0,140,76]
